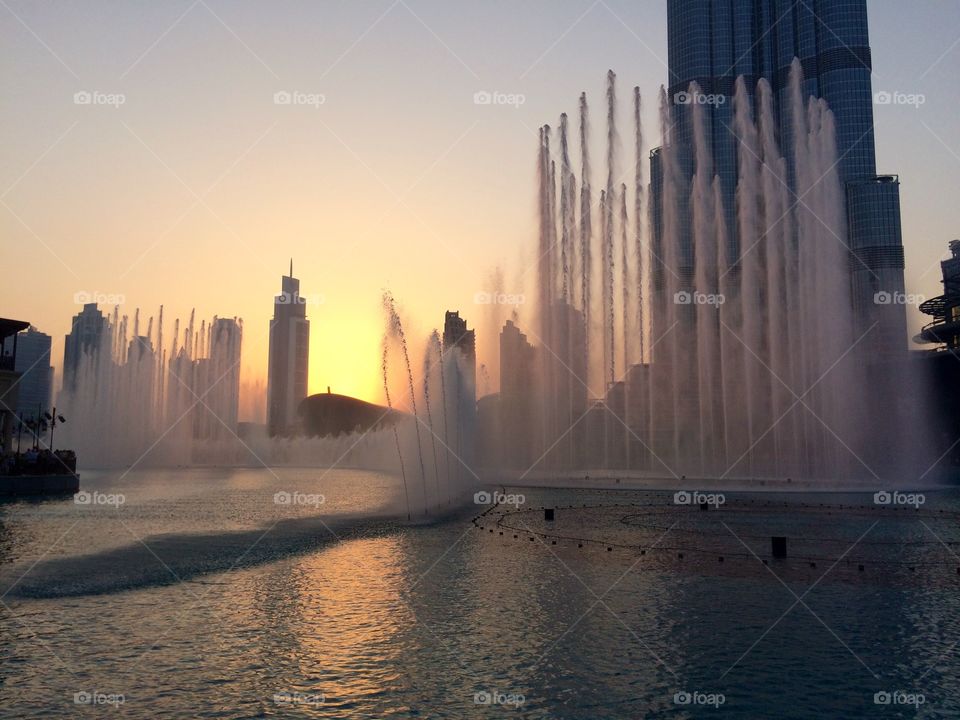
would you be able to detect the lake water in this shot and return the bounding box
[1,468,958,718]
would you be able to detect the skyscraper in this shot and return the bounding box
[443,310,476,475]
[655,0,907,356]
[14,326,52,422]
[62,303,109,393]
[267,261,310,436]
[499,319,538,469]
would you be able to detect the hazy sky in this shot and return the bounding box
[2,0,959,410]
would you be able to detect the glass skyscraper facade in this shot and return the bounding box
[653,0,907,356]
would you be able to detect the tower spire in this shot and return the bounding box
[289,258,293,277]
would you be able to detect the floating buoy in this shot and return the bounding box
[772,536,787,559]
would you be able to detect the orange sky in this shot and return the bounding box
[2,1,959,417]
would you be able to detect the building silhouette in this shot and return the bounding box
[14,326,52,422]
[443,310,476,476]
[267,261,310,436]
[499,319,539,469]
[653,0,907,357]
[62,303,109,393]
[917,240,960,350]
[194,318,242,440]
[0,318,30,452]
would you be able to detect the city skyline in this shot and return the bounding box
[2,0,959,407]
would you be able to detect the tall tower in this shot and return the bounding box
[62,303,109,393]
[14,326,52,421]
[267,261,310,436]
[654,0,907,357]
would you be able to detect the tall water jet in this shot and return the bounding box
[619,183,631,375]
[578,92,592,386]
[604,69,618,386]
[422,334,441,505]
[383,291,428,515]
[382,335,411,520]
[559,113,572,302]
[634,85,645,363]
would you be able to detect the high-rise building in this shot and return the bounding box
[267,262,309,436]
[443,310,476,474]
[655,0,907,356]
[499,319,539,469]
[62,303,109,393]
[14,326,52,422]
[197,318,242,439]
[442,311,476,369]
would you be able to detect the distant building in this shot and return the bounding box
[196,318,242,439]
[14,326,52,422]
[62,303,109,393]
[654,0,908,358]
[543,301,587,469]
[443,310,476,473]
[499,319,539,469]
[625,363,651,470]
[914,239,960,471]
[443,311,476,367]
[267,261,310,436]
[0,318,30,453]
[917,240,960,350]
